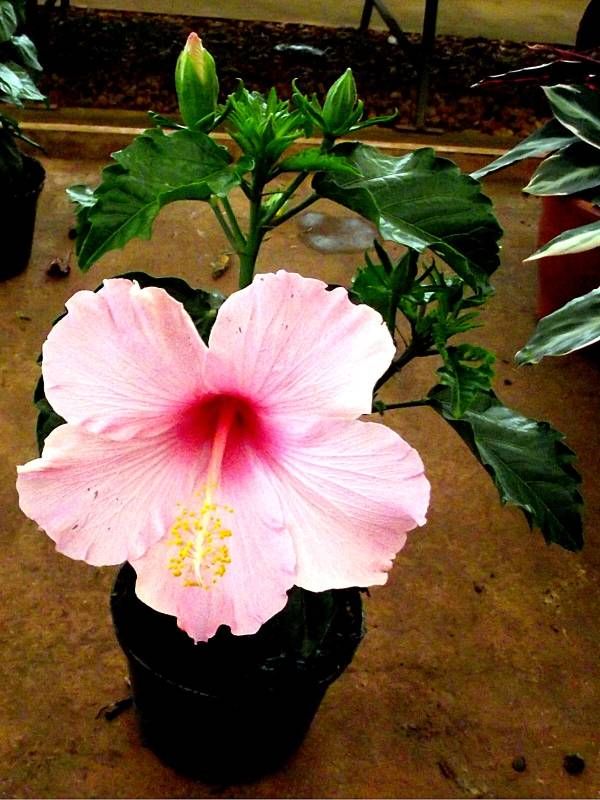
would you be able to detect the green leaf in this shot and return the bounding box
[314,144,502,291]
[524,141,600,196]
[430,386,583,550]
[75,128,245,270]
[516,287,600,363]
[351,260,392,319]
[9,33,42,72]
[544,84,600,151]
[0,1,17,43]
[470,119,577,181]
[66,183,96,209]
[33,377,65,455]
[526,219,600,260]
[436,344,495,417]
[0,61,44,106]
[278,147,358,175]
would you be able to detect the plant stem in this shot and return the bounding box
[374,338,436,393]
[221,195,247,248]
[238,177,265,289]
[377,399,432,412]
[269,192,319,229]
[209,197,239,251]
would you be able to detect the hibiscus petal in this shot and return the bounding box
[131,443,296,642]
[205,271,395,420]
[42,279,208,440]
[270,419,430,591]
[16,423,207,566]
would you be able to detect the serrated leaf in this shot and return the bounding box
[516,287,600,363]
[351,261,391,319]
[525,141,600,196]
[278,147,358,175]
[526,219,600,259]
[314,144,502,291]
[0,1,17,43]
[436,344,495,417]
[430,386,583,550]
[75,128,245,270]
[544,84,600,151]
[470,119,577,180]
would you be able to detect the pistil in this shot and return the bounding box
[167,400,236,588]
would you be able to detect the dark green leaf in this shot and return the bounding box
[525,141,600,196]
[470,119,577,180]
[436,344,495,417]
[278,147,358,175]
[9,33,42,71]
[516,287,600,363]
[314,144,502,291]
[34,377,65,455]
[544,84,600,151]
[75,128,244,270]
[430,386,583,550]
[0,0,17,43]
[526,219,600,259]
[0,61,44,106]
[351,260,392,319]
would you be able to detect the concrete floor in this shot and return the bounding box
[1,134,600,798]
[71,0,586,45]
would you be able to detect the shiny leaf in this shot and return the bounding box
[470,119,576,180]
[526,219,600,259]
[0,0,17,43]
[75,128,244,270]
[525,141,600,196]
[544,84,600,151]
[314,144,502,291]
[516,287,600,362]
[430,386,583,550]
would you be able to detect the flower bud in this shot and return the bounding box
[175,33,219,129]
[322,68,358,135]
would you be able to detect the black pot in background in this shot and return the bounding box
[0,155,45,280]
[111,563,364,782]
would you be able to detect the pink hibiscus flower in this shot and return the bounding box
[17,271,430,642]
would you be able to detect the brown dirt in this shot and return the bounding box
[31,7,560,136]
[1,148,599,799]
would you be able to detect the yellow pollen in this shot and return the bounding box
[166,401,237,590]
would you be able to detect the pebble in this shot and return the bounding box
[512,755,527,772]
[563,753,585,775]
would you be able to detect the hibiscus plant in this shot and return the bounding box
[18,35,584,644]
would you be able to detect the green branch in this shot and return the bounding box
[375,399,433,413]
[268,192,319,229]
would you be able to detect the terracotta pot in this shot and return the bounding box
[536,196,600,318]
[0,156,45,280]
[110,563,364,781]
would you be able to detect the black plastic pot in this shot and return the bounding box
[0,156,45,280]
[111,563,364,781]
